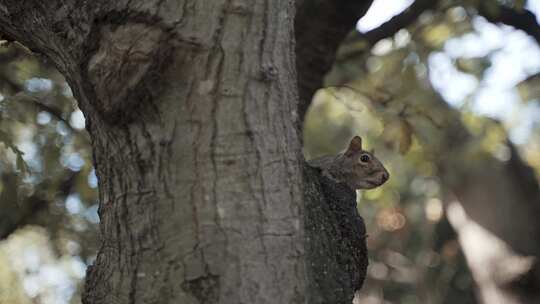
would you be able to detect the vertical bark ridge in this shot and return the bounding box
[82,1,304,303]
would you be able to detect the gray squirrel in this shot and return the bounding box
[304,136,389,302]
[307,136,389,190]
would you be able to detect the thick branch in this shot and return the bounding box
[295,0,373,122]
[359,0,438,45]
[337,0,438,63]
[0,2,86,74]
[0,1,98,118]
[478,4,540,45]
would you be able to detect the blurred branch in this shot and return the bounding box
[478,3,540,44]
[0,195,48,239]
[0,73,25,93]
[0,170,78,239]
[295,0,374,122]
[9,92,82,136]
[336,0,439,65]
[352,0,439,46]
[0,172,47,239]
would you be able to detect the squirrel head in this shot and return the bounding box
[341,136,390,190]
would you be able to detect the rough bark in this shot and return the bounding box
[0,1,305,303]
[0,0,384,302]
[304,166,368,304]
[294,1,376,301]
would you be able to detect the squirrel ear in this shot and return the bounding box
[345,136,362,156]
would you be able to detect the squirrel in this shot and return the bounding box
[307,136,389,190]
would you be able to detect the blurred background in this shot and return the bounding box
[0,0,539,303]
[0,29,97,303]
[304,0,540,303]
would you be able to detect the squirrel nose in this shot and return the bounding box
[381,172,389,183]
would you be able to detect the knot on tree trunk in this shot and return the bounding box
[86,22,172,124]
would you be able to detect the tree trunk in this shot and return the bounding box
[1,1,305,303]
[0,1,377,303]
[83,2,307,302]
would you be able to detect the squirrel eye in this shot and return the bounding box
[360,154,370,163]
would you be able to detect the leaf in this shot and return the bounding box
[399,120,413,154]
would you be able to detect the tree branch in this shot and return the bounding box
[355,0,438,46]
[9,92,83,136]
[478,3,540,45]
[0,170,77,239]
[295,0,374,122]
[336,0,438,64]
